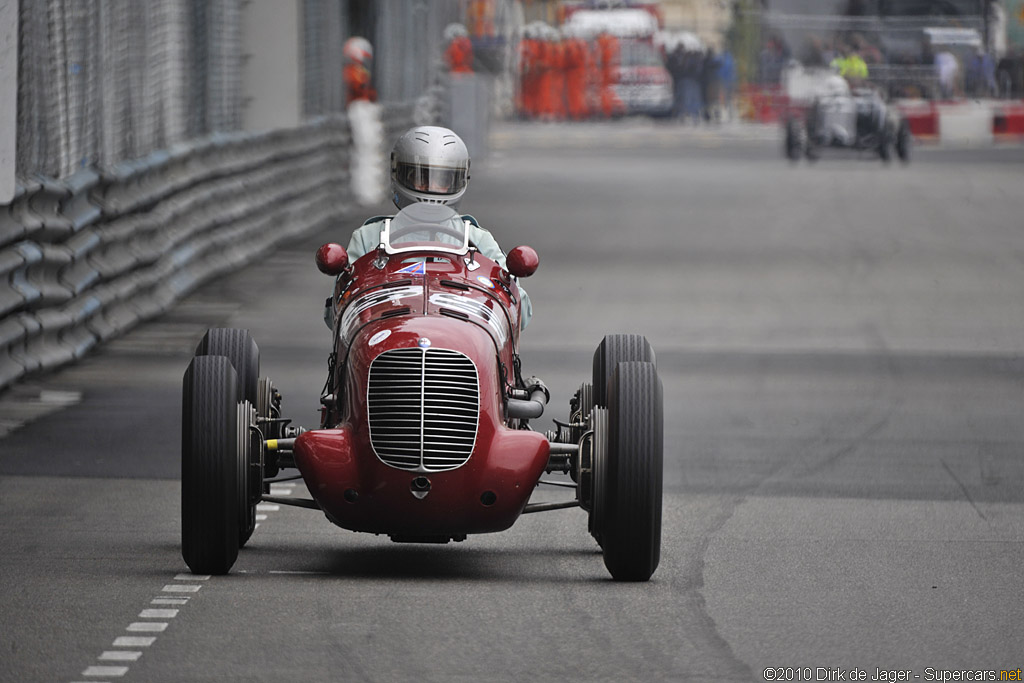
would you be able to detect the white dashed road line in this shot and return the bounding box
[99,651,143,661]
[72,574,202,680]
[72,485,293,680]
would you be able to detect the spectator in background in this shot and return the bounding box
[982,49,997,97]
[444,23,474,74]
[718,48,736,121]
[343,36,383,205]
[844,45,869,86]
[548,28,568,120]
[759,34,789,84]
[682,48,704,123]
[666,42,687,120]
[966,48,998,98]
[853,34,883,66]
[467,0,494,38]
[343,36,376,105]
[564,29,591,120]
[801,36,826,67]
[831,42,868,87]
[596,31,624,118]
[517,24,542,119]
[935,50,959,99]
[701,48,722,122]
[821,36,839,67]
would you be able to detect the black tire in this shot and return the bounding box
[195,328,261,544]
[784,119,802,161]
[182,355,241,575]
[895,121,911,163]
[195,328,260,407]
[805,103,821,162]
[601,361,663,582]
[878,122,894,162]
[592,334,655,407]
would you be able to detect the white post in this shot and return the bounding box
[0,0,18,203]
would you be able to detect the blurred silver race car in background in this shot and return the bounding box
[783,69,911,163]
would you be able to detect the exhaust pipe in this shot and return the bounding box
[506,377,549,420]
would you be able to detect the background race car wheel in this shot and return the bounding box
[805,103,821,162]
[195,328,260,406]
[194,328,261,544]
[878,122,894,162]
[592,334,655,407]
[895,120,911,163]
[182,355,241,575]
[600,361,663,582]
[784,118,803,161]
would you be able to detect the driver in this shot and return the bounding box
[326,126,532,330]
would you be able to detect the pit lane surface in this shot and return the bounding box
[2,121,1023,682]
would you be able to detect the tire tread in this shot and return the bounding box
[602,361,663,581]
[182,355,240,575]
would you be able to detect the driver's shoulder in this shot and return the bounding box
[361,214,393,226]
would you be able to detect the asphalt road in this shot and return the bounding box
[2,120,1023,682]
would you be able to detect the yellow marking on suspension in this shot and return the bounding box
[266,439,278,451]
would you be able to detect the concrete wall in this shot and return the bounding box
[241,0,303,131]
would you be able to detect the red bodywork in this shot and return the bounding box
[294,247,548,539]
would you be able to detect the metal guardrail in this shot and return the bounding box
[0,103,423,393]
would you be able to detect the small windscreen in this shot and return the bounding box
[382,205,470,255]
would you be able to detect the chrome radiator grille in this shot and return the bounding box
[367,348,480,471]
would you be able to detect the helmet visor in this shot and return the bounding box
[394,160,468,196]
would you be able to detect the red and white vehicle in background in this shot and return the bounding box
[562,2,673,116]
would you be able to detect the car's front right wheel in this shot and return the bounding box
[600,361,664,582]
[592,334,655,407]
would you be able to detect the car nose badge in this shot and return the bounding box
[418,337,431,348]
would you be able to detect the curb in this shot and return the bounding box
[896,99,1024,145]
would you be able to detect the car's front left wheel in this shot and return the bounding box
[182,355,241,575]
[193,328,261,546]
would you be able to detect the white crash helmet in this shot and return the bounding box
[444,23,469,42]
[390,126,470,210]
[343,36,373,64]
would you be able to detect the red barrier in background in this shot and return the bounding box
[740,85,788,123]
[993,103,1024,138]
[895,100,938,138]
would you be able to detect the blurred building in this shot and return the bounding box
[660,0,732,50]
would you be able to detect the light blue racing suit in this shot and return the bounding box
[324,214,532,331]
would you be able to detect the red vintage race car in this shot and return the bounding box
[181,203,664,581]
